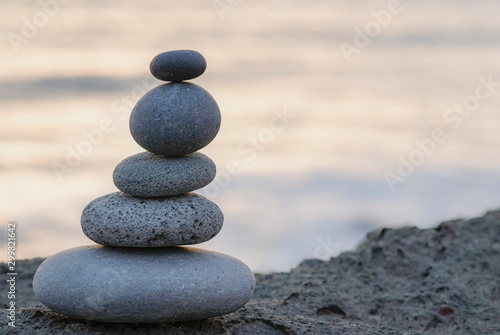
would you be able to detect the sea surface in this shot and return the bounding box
[1,0,500,272]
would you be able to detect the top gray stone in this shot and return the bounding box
[150,50,207,82]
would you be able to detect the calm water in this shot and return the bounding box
[1,0,500,272]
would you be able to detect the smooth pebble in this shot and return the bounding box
[150,50,206,82]
[33,245,255,323]
[113,152,216,197]
[129,82,221,156]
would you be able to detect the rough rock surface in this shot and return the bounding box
[2,209,500,334]
[81,192,224,247]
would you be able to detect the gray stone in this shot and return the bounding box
[32,245,255,323]
[150,50,207,82]
[81,192,223,247]
[113,151,216,197]
[129,82,221,156]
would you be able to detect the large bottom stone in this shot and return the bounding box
[32,245,255,323]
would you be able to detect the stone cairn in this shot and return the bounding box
[33,50,255,323]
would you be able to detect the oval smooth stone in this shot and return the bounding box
[150,50,207,82]
[113,152,216,197]
[129,82,221,156]
[81,192,223,247]
[33,245,255,323]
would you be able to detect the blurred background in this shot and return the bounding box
[1,0,500,273]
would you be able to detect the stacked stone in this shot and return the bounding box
[33,50,255,323]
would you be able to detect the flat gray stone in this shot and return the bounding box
[81,192,223,247]
[150,50,207,82]
[33,245,255,323]
[129,82,221,156]
[113,152,216,197]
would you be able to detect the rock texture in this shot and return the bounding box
[3,209,500,334]
[81,192,224,247]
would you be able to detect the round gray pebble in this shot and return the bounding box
[113,152,216,197]
[150,50,207,82]
[129,82,221,156]
[33,245,255,323]
[81,192,223,247]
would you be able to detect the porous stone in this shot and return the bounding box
[113,151,216,197]
[129,82,221,156]
[81,192,223,247]
[150,50,207,82]
[32,245,255,323]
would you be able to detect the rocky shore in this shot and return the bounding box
[2,209,499,334]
